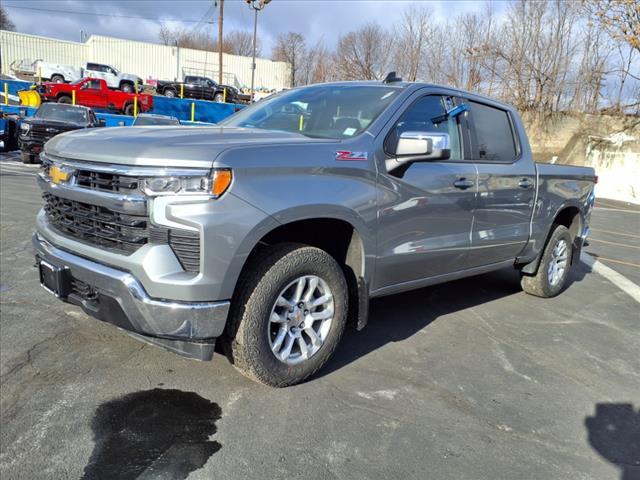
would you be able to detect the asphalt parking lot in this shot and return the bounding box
[1,153,639,480]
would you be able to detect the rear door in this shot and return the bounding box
[374,93,477,292]
[465,100,536,266]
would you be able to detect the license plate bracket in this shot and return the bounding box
[38,258,71,298]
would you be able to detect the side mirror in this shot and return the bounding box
[386,131,451,172]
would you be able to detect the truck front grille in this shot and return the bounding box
[43,192,201,271]
[76,170,139,193]
[43,192,148,253]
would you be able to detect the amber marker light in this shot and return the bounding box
[212,169,232,198]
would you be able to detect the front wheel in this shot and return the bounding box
[223,243,348,387]
[51,74,64,84]
[214,92,224,103]
[521,225,573,298]
[164,89,176,98]
[120,83,134,93]
[57,95,72,104]
[124,104,134,116]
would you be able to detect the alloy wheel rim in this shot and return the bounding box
[268,275,334,365]
[548,238,569,286]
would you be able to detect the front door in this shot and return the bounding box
[374,94,477,292]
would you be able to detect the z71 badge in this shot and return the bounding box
[335,151,368,161]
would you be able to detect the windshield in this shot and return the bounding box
[34,104,89,125]
[133,116,180,126]
[221,84,401,139]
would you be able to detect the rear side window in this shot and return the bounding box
[469,101,517,162]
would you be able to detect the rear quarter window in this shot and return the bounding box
[470,101,518,162]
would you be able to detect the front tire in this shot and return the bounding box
[223,243,348,387]
[214,92,224,103]
[21,151,36,164]
[164,89,176,98]
[521,225,573,298]
[57,95,72,104]
[120,83,134,93]
[51,74,64,84]
[124,104,134,116]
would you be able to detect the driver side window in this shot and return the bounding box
[387,95,462,160]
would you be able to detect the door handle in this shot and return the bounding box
[518,178,533,189]
[453,178,474,190]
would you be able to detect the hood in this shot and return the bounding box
[44,126,329,168]
[26,118,85,129]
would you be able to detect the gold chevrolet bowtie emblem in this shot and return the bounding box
[50,165,72,185]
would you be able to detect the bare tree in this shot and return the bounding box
[158,23,215,52]
[223,30,260,57]
[272,32,307,87]
[334,22,393,80]
[393,7,433,82]
[1,6,16,31]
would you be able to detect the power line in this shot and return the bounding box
[3,4,216,24]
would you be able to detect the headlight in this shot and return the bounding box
[140,169,232,198]
[20,123,31,134]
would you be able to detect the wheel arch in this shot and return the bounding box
[520,203,583,275]
[229,210,373,330]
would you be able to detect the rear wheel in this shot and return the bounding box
[124,104,134,116]
[51,74,64,84]
[223,243,348,387]
[521,225,573,298]
[164,89,176,98]
[120,82,134,93]
[57,95,71,104]
[214,92,224,103]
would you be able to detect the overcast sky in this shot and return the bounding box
[4,0,508,57]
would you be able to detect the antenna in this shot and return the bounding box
[383,72,402,83]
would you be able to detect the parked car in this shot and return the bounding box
[18,103,104,163]
[33,78,596,387]
[132,113,180,126]
[156,76,239,103]
[14,59,143,92]
[38,78,153,116]
[0,113,19,152]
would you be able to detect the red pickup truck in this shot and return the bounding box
[38,78,153,116]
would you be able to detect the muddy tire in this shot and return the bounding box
[223,243,348,387]
[21,151,36,164]
[521,225,573,298]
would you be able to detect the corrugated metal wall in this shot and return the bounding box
[0,31,290,90]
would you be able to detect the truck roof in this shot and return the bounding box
[299,80,517,112]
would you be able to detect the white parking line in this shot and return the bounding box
[581,252,640,304]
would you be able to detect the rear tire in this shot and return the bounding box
[521,225,573,298]
[51,74,64,84]
[120,83,134,93]
[57,95,72,104]
[214,92,224,103]
[223,243,348,387]
[124,104,134,116]
[164,89,176,98]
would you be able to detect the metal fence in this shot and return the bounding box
[0,30,290,90]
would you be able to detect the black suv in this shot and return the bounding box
[19,103,105,164]
[155,76,239,103]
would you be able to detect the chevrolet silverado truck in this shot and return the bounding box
[38,78,153,116]
[156,75,239,103]
[19,103,105,163]
[33,78,596,387]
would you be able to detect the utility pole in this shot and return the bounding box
[246,0,271,102]
[217,0,224,84]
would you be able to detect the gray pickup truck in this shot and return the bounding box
[33,78,596,387]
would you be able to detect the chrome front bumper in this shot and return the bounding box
[33,232,230,360]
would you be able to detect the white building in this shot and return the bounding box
[0,30,290,90]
